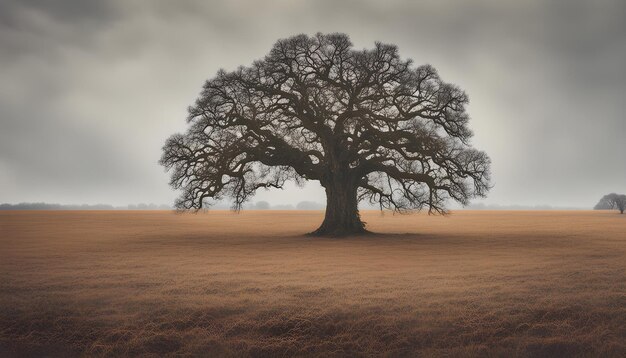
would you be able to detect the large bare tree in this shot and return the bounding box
[161,33,491,235]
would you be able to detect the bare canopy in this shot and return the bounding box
[160,33,491,235]
[594,193,626,214]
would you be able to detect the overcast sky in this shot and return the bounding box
[1,0,625,208]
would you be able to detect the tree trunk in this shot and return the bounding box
[310,178,367,236]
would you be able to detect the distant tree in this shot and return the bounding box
[595,193,626,214]
[161,33,491,236]
[254,201,270,210]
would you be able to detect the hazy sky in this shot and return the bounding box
[1,0,625,208]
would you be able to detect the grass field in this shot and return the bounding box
[1,210,625,357]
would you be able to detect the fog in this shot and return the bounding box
[1,0,624,208]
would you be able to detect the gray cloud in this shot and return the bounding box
[1,0,624,207]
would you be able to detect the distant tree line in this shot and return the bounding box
[127,203,172,210]
[0,201,329,211]
[0,203,172,210]
[249,201,325,210]
[465,203,586,210]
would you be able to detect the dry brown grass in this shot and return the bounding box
[1,210,625,357]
